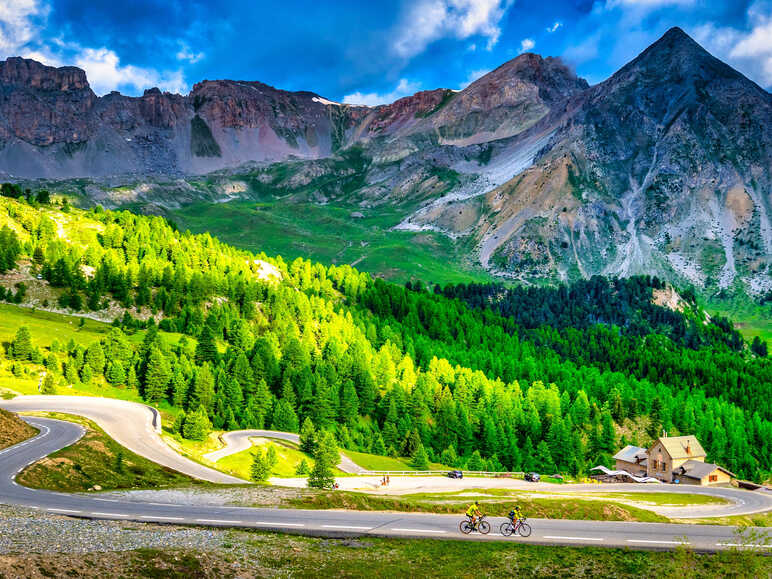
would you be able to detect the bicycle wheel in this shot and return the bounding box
[517,522,532,537]
[459,520,473,534]
[500,521,514,536]
[478,520,491,534]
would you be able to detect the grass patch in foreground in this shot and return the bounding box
[2,532,769,578]
[282,490,669,523]
[17,412,205,492]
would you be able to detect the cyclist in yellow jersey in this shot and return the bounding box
[466,501,482,528]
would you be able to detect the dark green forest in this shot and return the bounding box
[0,192,770,481]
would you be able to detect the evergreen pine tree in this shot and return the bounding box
[535,440,556,474]
[308,431,337,489]
[65,360,79,384]
[299,417,317,455]
[340,379,359,425]
[195,325,218,364]
[440,444,458,467]
[106,361,126,385]
[271,398,299,432]
[182,406,211,441]
[41,372,56,394]
[295,458,310,475]
[250,448,271,482]
[11,326,32,360]
[80,363,93,384]
[85,342,106,374]
[172,410,186,434]
[372,432,387,456]
[144,346,171,404]
[410,443,430,469]
[467,450,484,471]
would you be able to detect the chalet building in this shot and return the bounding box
[613,435,734,486]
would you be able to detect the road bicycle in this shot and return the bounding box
[459,514,490,534]
[500,516,532,537]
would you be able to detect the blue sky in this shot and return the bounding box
[1,0,770,102]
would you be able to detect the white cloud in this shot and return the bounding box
[342,78,422,106]
[392,0,513,59]
[546,21,562,33]
[519,38,535,53]
[74,47,187,95]
[0,0,47,56]
[459,68,491,89]
[692,3,772,87]
[176,44,205,64]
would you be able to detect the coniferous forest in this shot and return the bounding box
[0,190,770,482]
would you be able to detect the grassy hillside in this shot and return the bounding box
[0,407,37,449]
[172,200,490,285]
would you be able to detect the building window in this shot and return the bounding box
[709,474,718,482]
[661,462,666,472]
[652,460,658,470]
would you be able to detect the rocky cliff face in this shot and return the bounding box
[0,49,585,177]
[0,28,769,294]
[0,57,95,146]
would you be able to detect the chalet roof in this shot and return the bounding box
[677,459,736,480]
[651,435,706,460]
[613,445,648,464]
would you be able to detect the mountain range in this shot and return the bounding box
[0,27,769,294]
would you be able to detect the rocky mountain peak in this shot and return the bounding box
[472,52,589,102]
[606,26,751,92]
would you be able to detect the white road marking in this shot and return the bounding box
[253,521,305,527]
[544,535,603,542]
[390,528,447,534]
[627,539,689,545]
[92,512,129,518]
[49,509,81,514]
[140,515,184,521]
[717,543,770,548]
[322,525,372,530]
[196,519,243,524]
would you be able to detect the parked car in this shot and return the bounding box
[447,470,464,479]
[524,472,541,482]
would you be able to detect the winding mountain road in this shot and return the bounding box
[1,417,770,552]
[1,395,771,552]
[0,396,243,484]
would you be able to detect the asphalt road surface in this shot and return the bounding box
[1,417,770,552]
